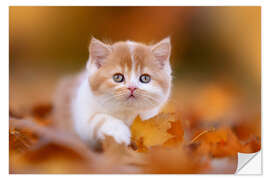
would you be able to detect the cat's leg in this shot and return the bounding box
[88,113,131,146]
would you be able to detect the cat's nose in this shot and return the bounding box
[127,86,137,94]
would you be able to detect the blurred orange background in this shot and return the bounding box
[9,6,260,121]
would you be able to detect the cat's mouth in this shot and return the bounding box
[128,94,136,99]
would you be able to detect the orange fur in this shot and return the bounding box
[88,40,170,96]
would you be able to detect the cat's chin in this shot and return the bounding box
[122,101,159,112]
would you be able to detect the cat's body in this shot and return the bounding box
[53,37,172,148]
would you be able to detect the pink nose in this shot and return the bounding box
[128,86,137,94]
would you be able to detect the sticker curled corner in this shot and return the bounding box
[235,151,262,175]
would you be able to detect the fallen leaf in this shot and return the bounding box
[131,112,175,147]
[163,119,184,147]
[190,127,243,157]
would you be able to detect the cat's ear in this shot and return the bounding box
[151,37,171,67]
[88,37,112,69]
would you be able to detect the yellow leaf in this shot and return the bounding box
[131,105,176,147]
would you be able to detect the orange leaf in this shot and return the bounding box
[131,112,175,147]
[191,127,243,157]
[163,120,184,147]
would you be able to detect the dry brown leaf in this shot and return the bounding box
[9,118,98,173]
[240,136,261,153]
[9,97,260,174]
[101,136,145,164]
[142,145,210,174]
[190,127,243,157]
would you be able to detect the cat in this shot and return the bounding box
[53,37,172,148]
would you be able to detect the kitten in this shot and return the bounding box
[53,37,172,148]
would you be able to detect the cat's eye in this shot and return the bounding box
[139,74,151,83]
[113,73,124,83]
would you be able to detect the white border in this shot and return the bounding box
[2,0,269,179]
[8,0,264,6]
[1,0,9,178]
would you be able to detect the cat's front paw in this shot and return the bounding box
[97,119,131,145]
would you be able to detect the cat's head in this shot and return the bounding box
[87,37,172,114]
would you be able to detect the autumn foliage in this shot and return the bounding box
[9,84,260,174]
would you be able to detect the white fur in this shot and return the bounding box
[71,39,172,147]
[96,114,131,145]
[71,76,134,145]
[127,41,137,85]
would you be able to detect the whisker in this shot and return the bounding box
[100,92,127,104]
[138,94,159,103]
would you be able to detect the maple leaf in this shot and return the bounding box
[133,137,148,152]
[131,112,175,147]
[163,119,184,147]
